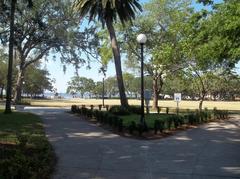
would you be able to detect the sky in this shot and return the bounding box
[44,0,236,93]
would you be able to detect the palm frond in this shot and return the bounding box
[73,0,142,25]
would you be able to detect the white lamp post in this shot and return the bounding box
[137,34,147,127]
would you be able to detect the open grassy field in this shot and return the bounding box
[17,98,240,111]
[0,99,239,111]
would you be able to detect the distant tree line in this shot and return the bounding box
[66,72,240,101]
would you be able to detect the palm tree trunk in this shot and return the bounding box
[106,19,128,108]
[5,0,16,114]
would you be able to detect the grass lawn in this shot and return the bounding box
[0,110,56,178]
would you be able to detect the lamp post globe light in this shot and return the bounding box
[137,34,147,128]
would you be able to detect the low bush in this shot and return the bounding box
[118,118,123,132]
[90,105,94,110]
[172,115,179,129]
[154,120,165,134]
[71,105,78,113]
[99,111,105,123]
[137,123,144,136]
[93,109,99,119]
[113,116,119,128]
[84,108,91,118]
[128,121,137,134]
[127,105,142,115]
[103,113,109,124]
[166,116,173,130]
[107,114,114,126]
[109,106,130,115]
[81,107,88,116]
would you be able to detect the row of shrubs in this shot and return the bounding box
[72,105,124,132]
[153,108,229,134]
[71,105,229,136]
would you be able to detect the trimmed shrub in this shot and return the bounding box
[90,105,94,111]
[86,109,92,118]
[166,116,173,130]
[128,105,141,115]
[137,123,144,136]
[187,113,195,125]
[71,105,78,113]
[154,119,165,134]
[118,118,123,132]
[107,114,114,126]
[109,106,130,115]
[103,113,109,124]
[113,116,119,128]
[173,115,179,129]
[99,111,104,123]
[93,110,98,119]
[98,105,102,111]
[129,121,136,134]
[195,110,200,124]
[81,107,88,116]
[154,120,160,134]
[178,116,185,126]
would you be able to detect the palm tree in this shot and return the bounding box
[4,0,33,113]
[73,0,142,108]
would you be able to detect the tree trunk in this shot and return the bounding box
[199,97,204,111]
[0,86,4,99]
[14,68,24,103]
[106,20,128,108]
[5,0,16,114]
[152,78,158,109]
[152,75,163,109]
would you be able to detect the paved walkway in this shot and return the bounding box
[23,107,240,179]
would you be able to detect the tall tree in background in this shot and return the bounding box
[0,49,8,99]
[1,0,98,104]
[1,0,32,113]
[66,76,95,98]
[181,0,240,110]
[73,0,143,108]
[121,0,191,109]
[4,0,17,113]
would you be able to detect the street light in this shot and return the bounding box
[137,34,147,126]
[99,66,106,107]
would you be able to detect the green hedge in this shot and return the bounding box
[71,105,229,136]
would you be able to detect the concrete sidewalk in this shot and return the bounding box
[23,107,240,179]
